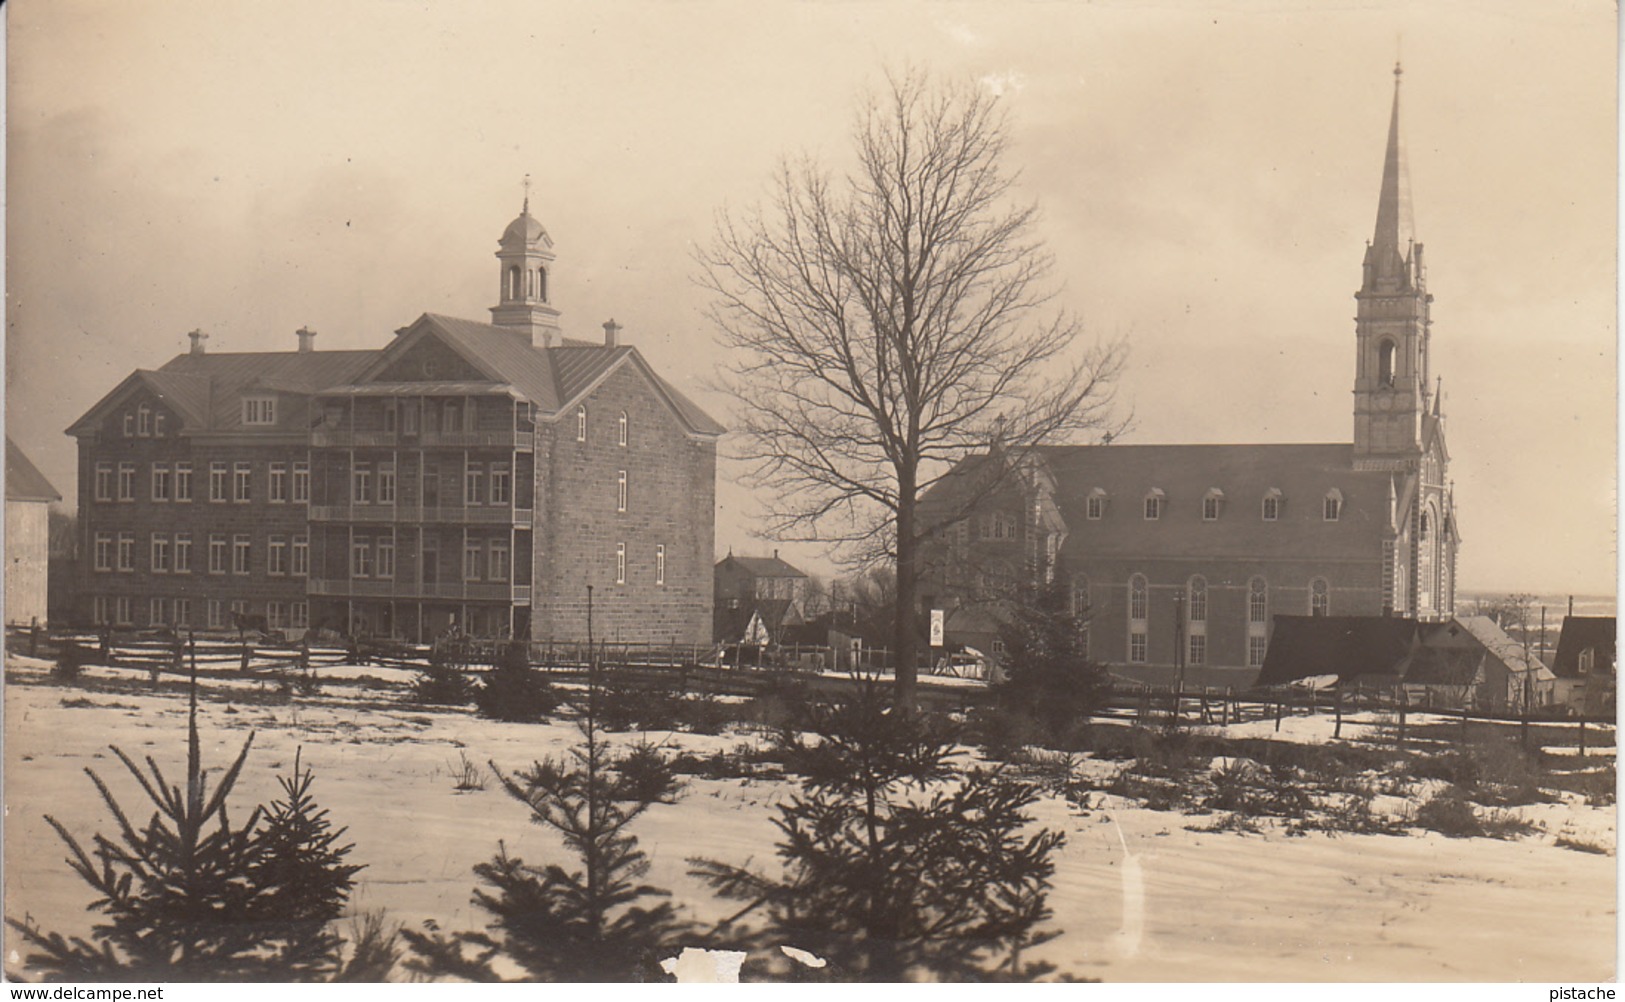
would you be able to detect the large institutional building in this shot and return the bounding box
[68,203,722,645]
[921,67,1460,687]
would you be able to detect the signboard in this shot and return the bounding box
[930,608,945,647]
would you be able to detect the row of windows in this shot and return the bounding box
[92,595,307,630]
[93,532,309,577]
[346,462,515,507]
[576,406,631,447]
[120,405,169,439]
[1086,488,1345,523]
[345,537,512,582]
[95,461,310,504]
[1079,574,1329,668]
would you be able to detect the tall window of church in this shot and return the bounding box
[1072,575,1090,620]
[577,405,588,442]
[1247,576,1269,667]
[1324,490,1343,521]
[1128,574,1148,664]
[1187,576,1207,666]
[1378,339,1397,387]
[1310,578,1330,616]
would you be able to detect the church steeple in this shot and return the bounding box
[1353,63,1433,467]
[490,179,562,347]
[1367,62,1416,291]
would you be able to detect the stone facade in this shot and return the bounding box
[67,207,721,646]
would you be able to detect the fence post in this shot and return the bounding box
[1274,693,1284,733]
[1578,718,1586,758]
[1334,687,1343,740]
[240,639,252,673]
[1397,688,1408,748]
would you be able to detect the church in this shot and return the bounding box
[919,66,1460,688]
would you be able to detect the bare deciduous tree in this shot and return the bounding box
[699,69,1125,705]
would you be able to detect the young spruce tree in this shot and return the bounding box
[403,657,683,981]
[6,675,383,981]
[690,680,1065,981]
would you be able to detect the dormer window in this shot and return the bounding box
[1262,488,1283,522]
[1086,488,1108,520]
[137,405,152,437]
[1202,488,1225,522]
[242,396,277,426]
[123,413,134,437]
[1143,488,1165,521]
[154,413,166,437]
[1323,489,1344,522]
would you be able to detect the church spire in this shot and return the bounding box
[1367,63,1415,290]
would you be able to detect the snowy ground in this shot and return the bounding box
[3,655,1615,982]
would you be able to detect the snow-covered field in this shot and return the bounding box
[3,656,1616,982]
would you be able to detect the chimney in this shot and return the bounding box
[603,318,621,347]
[296,326,317,353]
[188,329,209,355]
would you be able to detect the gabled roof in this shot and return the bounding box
[1445,616,1549,678]
[6,438,60,503]
[350,313,724,436]
[1552,616,1617,679]
[1256,614,1419,687]
[718,553,807,579]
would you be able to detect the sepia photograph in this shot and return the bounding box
[2,0,1616,986]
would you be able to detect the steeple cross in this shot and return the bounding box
[522,174,532,214]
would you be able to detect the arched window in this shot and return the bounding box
[1323,488,1343,521]
[1262,488,1282,522]
[1378,340,1397,387]
[1248,577,1268,625]
[1143,488,1165,521]
[1419,511,1430,541]
[1086,488,1108,520]
[1072,574,1091,659]
[1071,574,1090,620]
[538,266,548,302]
[1310,578,1330,616]
[507,265,522,300]
[1187,575,1208,667]
[1128,574,1148,664]
[618,411,628,447]
[1247,576,1269,668]
[576,405,588,442]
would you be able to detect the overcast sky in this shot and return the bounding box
[6,0,1616,596]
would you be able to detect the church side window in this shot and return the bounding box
[1187,576,1208,666]
[1310,578,1330,616]
[1262,488,1282,522]
[1247,576,1269,667]
[1071,575,1090,620]
[1324,489,1343,521]
[1086,489,1107,520]
[1143,490,1164,521]
[1128,574,1148,664]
